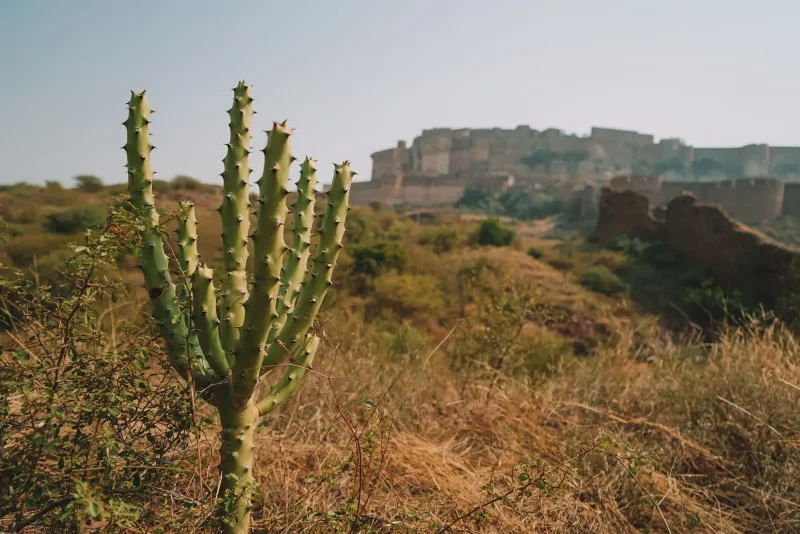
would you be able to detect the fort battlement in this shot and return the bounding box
[607,175,787,223]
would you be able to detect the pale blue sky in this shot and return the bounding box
[2,0,800,186]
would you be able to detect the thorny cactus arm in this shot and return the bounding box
[261,162,353,375]
[192,264,230,378]
[268,157,318,344]
[256,334,320,416]
[123,91,213,385]
[176,201,199,304]
[229,121,293,408]
[219,81,254,355]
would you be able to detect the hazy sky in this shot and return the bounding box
[2,0,800,187]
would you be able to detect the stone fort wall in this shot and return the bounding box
[595,188,800,308]
[607,174,788,223]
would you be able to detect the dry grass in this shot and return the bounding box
[151,313,799,533]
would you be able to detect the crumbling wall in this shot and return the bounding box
[595,187,661,244]
[595,188,800,307]
[664,194,798,307]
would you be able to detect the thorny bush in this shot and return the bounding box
[0,199,209,532]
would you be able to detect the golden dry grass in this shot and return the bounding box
[147,313,800,533]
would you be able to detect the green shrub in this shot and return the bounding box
[152,179,171,193]
[170,175,204,190]
[608,235,648,257]
[42,207,104,234]
[476,218,515,247]
[44,180,62,190]
[377,320,427,357]
[527,247,544,259]
[579,265,628,295]
[73,174,104,192]
[351,241,406,277]
[420,228,458,254]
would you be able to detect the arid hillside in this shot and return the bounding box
[2,178,800,533]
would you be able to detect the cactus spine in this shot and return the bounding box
[123,84,353,533]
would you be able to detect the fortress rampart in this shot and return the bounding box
[606,175,788,223]
[595,188,800,308]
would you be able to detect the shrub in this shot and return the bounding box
[608,235,648,257]
[170,175,204,190]
[0,209,204,532]
[44,180,62,189]
[579,265,628,295]
[73,174,104,192]
[351,241,406,277]
[377,320,427,356]
[476,218,515,247]
[152,179,171,193]
[42,207,104,234]
[419,228,458,254]
[527,247,544,259]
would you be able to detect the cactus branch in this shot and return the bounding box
[192,264,230,378]
[261,162,353,375]
[256,334,319,416]
[176,201,199,307]
[269,157,318,344]
[219,81,254,355]
[123,91,212,385]
[230,121,293,408]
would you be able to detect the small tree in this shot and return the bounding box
[74,174,104,192]
[123,83,353,533]
[476,218,515,247]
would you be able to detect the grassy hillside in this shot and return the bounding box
[2,180,800,533]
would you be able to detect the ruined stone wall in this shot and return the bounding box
[595,189,800,308]
[664,195,797,307]
[595,187,661,244]
[610,176,786,224]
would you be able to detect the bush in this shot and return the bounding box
[42,207,104,234]
[579,265,628,295]
[419,228,458,254]
[170,175,204,190]
[527,247,544,259]
[44,180,62,190]
[476,218,515,247]
[351,241,406,277]
[73,174,104,192]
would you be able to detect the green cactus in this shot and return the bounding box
[123,82,353,533]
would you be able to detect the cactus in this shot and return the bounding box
[123,82,353,533]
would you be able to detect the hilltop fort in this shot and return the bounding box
[350,125,800,222]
